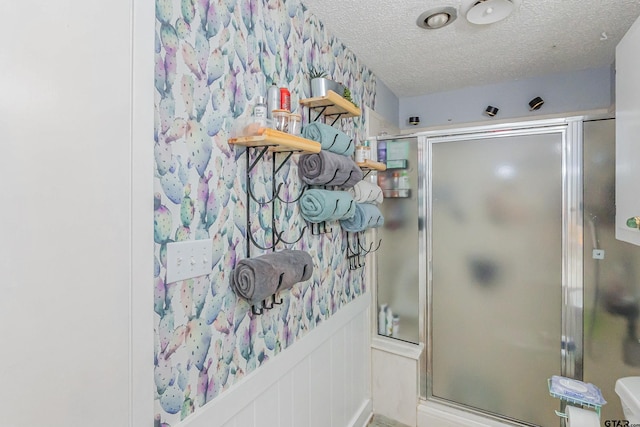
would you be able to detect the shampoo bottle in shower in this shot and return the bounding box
[378,304,388,335]
[386,307,394,336]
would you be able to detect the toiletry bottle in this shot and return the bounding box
[279,87,291,111]
[392,315,400,337]
[392,171,400,189]
[378,304,388,335]
[392,171,400,197]
[253,96,267,120]
[399,171,410,189]
[385,306,394,336]
[267,83,280,119]
[377,141,386,163]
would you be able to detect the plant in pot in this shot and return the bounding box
[342,87,359,109]
[309,67,342,98]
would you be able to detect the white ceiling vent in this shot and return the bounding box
[466,0,515,25]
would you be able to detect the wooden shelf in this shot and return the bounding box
[300,90,361,118]
[228,127,321,153]
[356,159,386,171]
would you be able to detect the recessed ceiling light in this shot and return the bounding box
[417,7,458,30]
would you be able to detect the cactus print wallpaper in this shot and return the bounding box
[153,0,377,424]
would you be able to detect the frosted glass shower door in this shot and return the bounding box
[430,131,564,426]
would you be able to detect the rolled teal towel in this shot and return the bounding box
[340,203,384,232]
[299,189,356,223]
[302,122,354,156]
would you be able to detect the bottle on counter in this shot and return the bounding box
[267,83,280,119]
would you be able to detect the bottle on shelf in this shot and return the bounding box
[355,140,372,163]
[280,87,291,112]
[392,171,400,189]
[355,141,366,163]
[399,171,410,189]
[362,140,371,161]
[377,140,387,163]
[253,96,267,124]
[267,83,280,119]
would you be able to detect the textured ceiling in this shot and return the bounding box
[301,0,640,98]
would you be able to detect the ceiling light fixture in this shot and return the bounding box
[466,0,514,25]
[417,7,458,30]
[484,106,499,117]
[529,96,544,111]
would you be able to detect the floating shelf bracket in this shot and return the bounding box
[300,90,361,127]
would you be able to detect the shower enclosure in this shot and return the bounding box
[375,118,640,426]
[376,137,421,343]
[427,124,572,427]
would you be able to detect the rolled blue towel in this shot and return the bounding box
[299,151,363,188]
[299,189,356,223]
[302,122,354,156]
[232,250,313,306]
[340,202,384,232]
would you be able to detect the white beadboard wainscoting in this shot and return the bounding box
[178,294,372,427]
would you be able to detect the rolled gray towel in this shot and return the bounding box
[299,151,363,188]
[232,250,313,306]
[348,180,383,204]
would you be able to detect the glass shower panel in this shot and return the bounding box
[376,138,420,343]
[583,119,640,422]
[431,132,563,426]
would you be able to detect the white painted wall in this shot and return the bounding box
[177,296,372,427]
[374,79,400,128]
[400,66,613,130]
[0,1,154,426]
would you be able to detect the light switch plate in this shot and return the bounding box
[592,249,605,260]
[166,239,213,283]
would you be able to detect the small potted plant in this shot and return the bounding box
[342,87,359,108]
[309,66,342,98]
[309,66,329,97]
